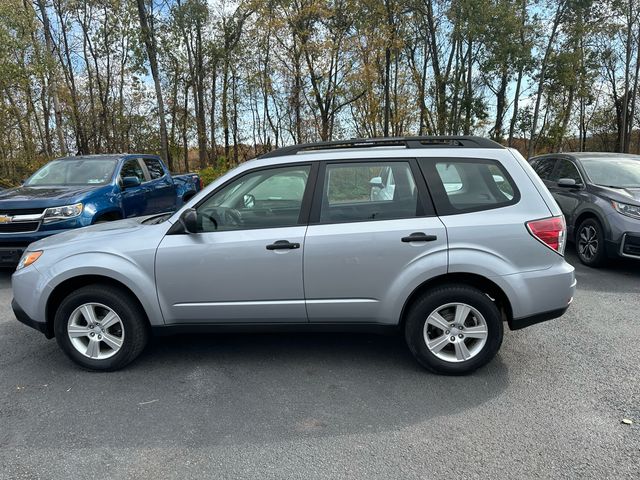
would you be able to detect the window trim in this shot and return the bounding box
[191,162,319,232]
[308,158,435,225]
[418,157,521,216]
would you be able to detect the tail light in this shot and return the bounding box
[198,177,203,190]
[526,216,566,255]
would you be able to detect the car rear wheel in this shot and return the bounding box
[404,285,503,375]
[576,218,606,267]
[54,285,149,371]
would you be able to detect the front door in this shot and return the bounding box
[304,160,448,323]
[119,158,149,217]
[155,164,313,324]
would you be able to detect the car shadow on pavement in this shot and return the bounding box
[1,328,509,448]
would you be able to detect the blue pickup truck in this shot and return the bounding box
[0,153,201,265]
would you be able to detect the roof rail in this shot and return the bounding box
[259,136,503,159]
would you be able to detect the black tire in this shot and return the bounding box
[575,218,607,267]
[54,285,149,371]
[404,285,503,375]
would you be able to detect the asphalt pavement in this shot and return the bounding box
[1,248,639,479]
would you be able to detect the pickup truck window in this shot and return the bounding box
[120,159,146,182]
[25,158,117,186]
[143,158,165,180]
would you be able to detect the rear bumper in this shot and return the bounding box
[508,306,570,330]
[496,261,576,330]
[12,298,51,338]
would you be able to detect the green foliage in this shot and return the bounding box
[197,160,230,187]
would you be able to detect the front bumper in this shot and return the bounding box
[0,247,25,266]
[12,298,51,338]
[0,225,81,266]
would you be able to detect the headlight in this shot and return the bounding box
[612,200,640,220]
[17,250,43,270]
[43,203,83,223]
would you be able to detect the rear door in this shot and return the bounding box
[303,159,447,323]
[141,156,177,214]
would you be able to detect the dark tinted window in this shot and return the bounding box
[320,162,420,223]
[532,158,556,180]
[120,159,145,182]
[144,158,165,179]
[550,159,582,184]
[422,158,519,214]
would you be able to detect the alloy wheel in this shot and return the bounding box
[423,302,488,363]
[578,225,599,261]
[67,303,125,360]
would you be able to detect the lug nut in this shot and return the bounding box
[459,334,464,338]
[450,336,455,342]
[89,325,94,329]
[459,326,464,330]
[445,330,450,334]
[97,335,102,340]
[90,332,95,337]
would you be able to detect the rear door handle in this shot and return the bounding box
[401,232,438,243]
[266,240,300,250]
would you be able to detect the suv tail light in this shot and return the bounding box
[526,216,566,255]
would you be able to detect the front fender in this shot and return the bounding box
[37,251,164,327]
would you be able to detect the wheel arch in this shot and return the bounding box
[573,208,609,240]
[399,273,513,328]
[45,275,150,338]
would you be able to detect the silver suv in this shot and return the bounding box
[12,137,576,374]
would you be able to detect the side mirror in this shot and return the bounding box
[180,208,198,233]
[122,176,141,189]
[369,176,384,188]
[557,178,578,188]
[166,208,198,235]
[243,194,255,209]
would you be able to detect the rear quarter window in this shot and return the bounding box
[419,158,520,215]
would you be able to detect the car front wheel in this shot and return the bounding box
[576,218,606,267]
[54,285,149,371]
[404,285,503,375]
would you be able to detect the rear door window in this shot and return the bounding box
[419,158,520,215]
[319,161,425,223]
[143,158,165,180]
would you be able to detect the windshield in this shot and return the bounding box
[581,158,640,188]
[25,158,117,186]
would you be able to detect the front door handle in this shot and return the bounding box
[266,240,300,250]
[401,232,438,243]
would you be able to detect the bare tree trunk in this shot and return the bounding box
[528,1,565,158]
[36,0,66,156]
[136,0,171,169]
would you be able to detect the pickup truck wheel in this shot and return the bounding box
[404,285,503,375]
[53,285,149,371]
